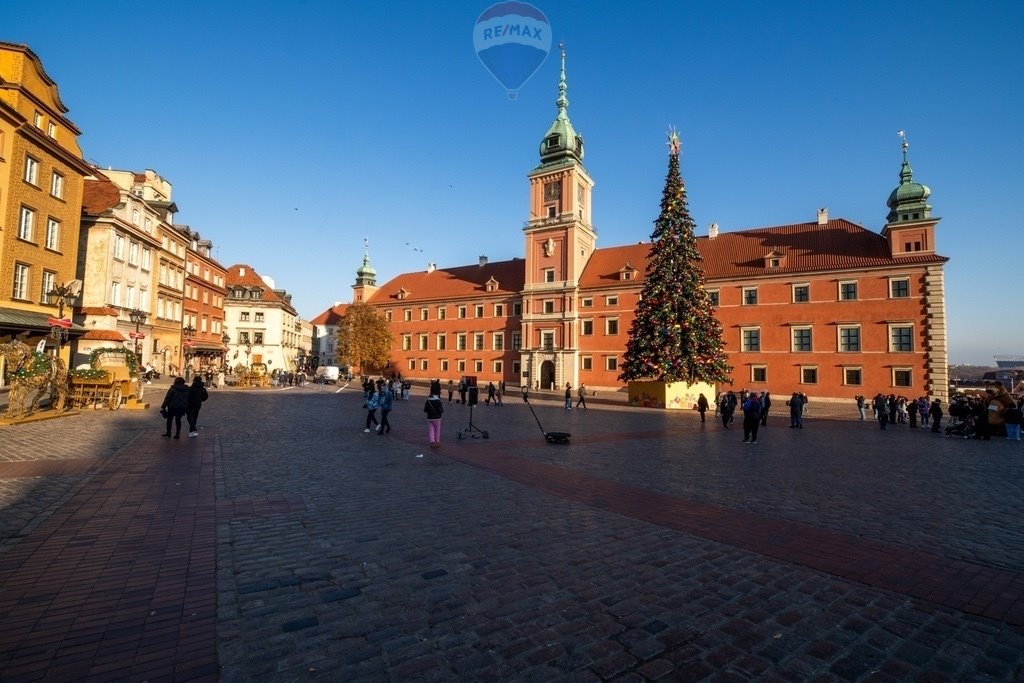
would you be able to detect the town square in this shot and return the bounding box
[2,1,1024,680]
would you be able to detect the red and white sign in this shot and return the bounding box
[47,317,72,329]
[129,332,146,340]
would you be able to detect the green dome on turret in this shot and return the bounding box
[537,46,584,167]
[355,248,376,286]
[886,135,932,223]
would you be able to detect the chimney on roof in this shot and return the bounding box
[239,267,246,276]
[479,255,488,267]
[817,207,828,225]
[427,262,436,273]
[708,223,719,240]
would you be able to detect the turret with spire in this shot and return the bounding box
[886,130,932,224]
[536,43,584,168]
[352,240,379,304]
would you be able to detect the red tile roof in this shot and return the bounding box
[368,259,526,304]
[310,304,349,325]
[81,176,121,215]
[364,220,946,301]
[79,306,120,316]
[225,264,292,308]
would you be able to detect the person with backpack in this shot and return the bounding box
[424,387,445,448]
[741,392,763,443]
[160,377,190,439]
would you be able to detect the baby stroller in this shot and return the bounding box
[945,415,976,439]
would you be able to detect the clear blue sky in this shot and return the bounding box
[8,0,1022,364]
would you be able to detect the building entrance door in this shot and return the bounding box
[540,360,555,390]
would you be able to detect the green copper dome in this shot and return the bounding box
[886,139,931,223]
[355,248,376,286]
[538,46,584,166]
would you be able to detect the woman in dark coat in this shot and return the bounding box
[186,376,209,437]
[161,377,190,438]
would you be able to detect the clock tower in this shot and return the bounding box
[520,46,596,390]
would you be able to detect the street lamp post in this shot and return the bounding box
[221,332,230,372]
[46,280,81,355]
[244,342,252,367]
[129,308,147,397]
[182,324,196,381]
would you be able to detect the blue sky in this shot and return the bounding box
[7,0,1022,364]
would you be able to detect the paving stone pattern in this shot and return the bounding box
[0,386,1023,680]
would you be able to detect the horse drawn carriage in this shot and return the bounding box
[68,348,140,410]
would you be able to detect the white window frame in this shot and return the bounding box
[457,360,466,372]
[475,304,485,318]
[403,309,412,322]
[420,307,429,321]
[706,289,720,307]
[605,356,618,371]
[419,334,428,351]
[113,234,125,260]
[41,270,56,304]
[892,367,912,388]
[110,281,122,307]
[581,355,592,370]
[45,218,60,250]
[23,156,39,185]
[436,333,447,351]
[800,366,818,384]
[581,297,593,308]
[741,326,760,352]
[581,319,594,336]
[791,326,812,352]
[420,359,428,371]
[493,360,503,374]
[838,280,858,301]
[792,283,810,303]
[541,331,555,350]
[493,332,504,350]
[474,360,483,372]
[50,171,64,198]
[838,325,861,353]
[605,318,619,335]
[402,334,411,351]
[13,263,30,300]
[889,324,914,353]
[456,333,467,351]
[19,206,34,241]
[437,306,446,320]
[544,269,555,283]
[751,365,768,383]
[844,367,863,386]
[889,277,910,298]
[742,287,758,305]
[474,333,484,351]
[606,295,618,306]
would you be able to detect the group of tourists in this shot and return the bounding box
[271,369,307,387]
[159,375,208,439]
[857,381,1021,440]
[699,390,805,444]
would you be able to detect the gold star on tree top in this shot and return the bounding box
[667,127,681,156]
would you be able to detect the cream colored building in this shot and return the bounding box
[224,264,302,373]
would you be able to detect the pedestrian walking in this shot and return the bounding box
[788,392,804,428]
[447,379,454,403]
[487,381,496,406]
[907,397,919,428]
[760,392,771,426]
[377,382,393,435]
[742,393,762,443]
[564,382,573,410]
[495,384,503,406]
[576,383,588,409]
[160,377,189,439]
[720,392,736,429]
[424,388,445,448]
[1005,399,1022,441]
[458,378,467,405]
[696,393,709,423]
[856,395,866,421]
[185,375,209,437]
[873,393,888,430]
[363,386,380,432]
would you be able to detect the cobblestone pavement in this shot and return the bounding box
[1,385,1023,681]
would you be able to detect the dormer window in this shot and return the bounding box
[764,250,786,269]
[546,135,560,149]
[249,289,263,300]
[485,277,499,293]
[619,264,638,281]
[396,287,409,300]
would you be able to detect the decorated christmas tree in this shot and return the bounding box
[619,130,732,385]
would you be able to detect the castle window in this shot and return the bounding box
[544,269,555,283]
[581,297,593,308]
[475,304,484,318]
[419,334,428,351]
[606,295,618,306]
[420,307,429,320]
[752,366,767,383]
[793,284,810,303]
[436,334,446,351]
[437,306,446,320]
[844,367,863,386]
[493,332,504,350]
[402,335,411,351]
[893,368,912,388]
[792,327,812,352]
[543,300,554,314]
[581,320,593,336]
[546,135,559,150]
[839,281,858,301]
[606,318,619,335]
[741,327,760,352]
[801,367,818,384]
[706,289,719,307]
[581,356,592,370]
[839,326,861,352]
[403,309,412,322]
[889,278,910,298]
[742,287,758,305]
[889,325,914,352]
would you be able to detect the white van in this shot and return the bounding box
[314,366,340,384]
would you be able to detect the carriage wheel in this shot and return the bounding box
[108,385,123,410]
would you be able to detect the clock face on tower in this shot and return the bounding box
[544,181,562,202]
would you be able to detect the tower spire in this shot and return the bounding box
[355,238,376,287]
[886,129,932,223]
[537,42,584,167]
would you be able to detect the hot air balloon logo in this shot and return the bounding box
[473,1,551,100]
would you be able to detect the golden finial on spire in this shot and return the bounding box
[897,129,909,154]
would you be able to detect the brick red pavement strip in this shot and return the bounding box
[0,433,217,681]
[0,459,98,478]
[448,450,1024,629]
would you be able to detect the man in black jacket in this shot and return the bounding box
[186,376,209,437]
